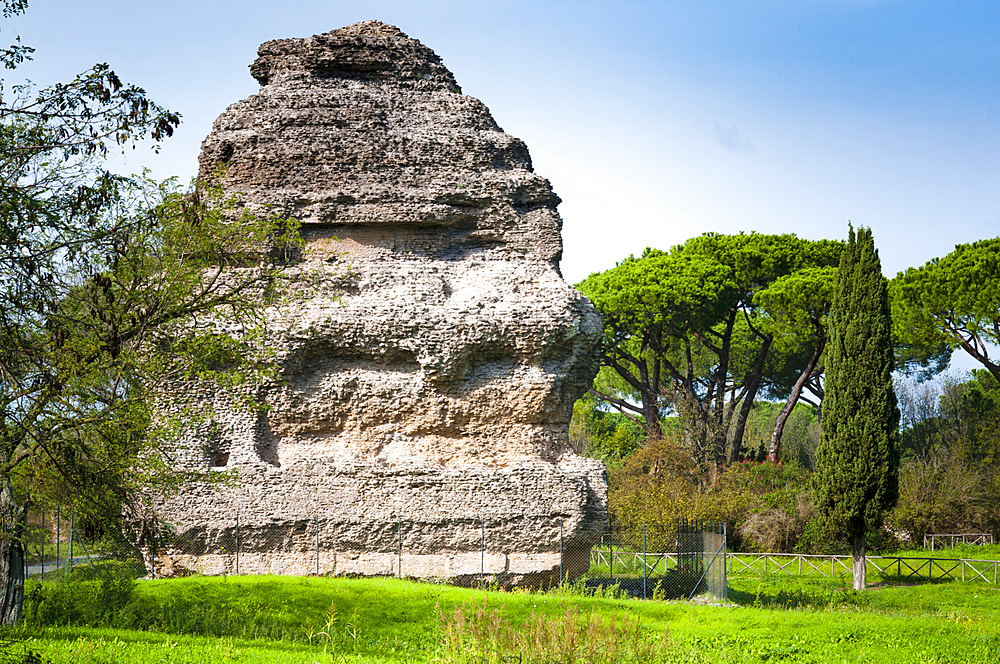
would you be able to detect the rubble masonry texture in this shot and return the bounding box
[155,21,608,585]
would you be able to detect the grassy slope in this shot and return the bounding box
[9,574,1000,663]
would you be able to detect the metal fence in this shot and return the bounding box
[22,508,728,602]
[22,507,104,580]
[583,520,727,601]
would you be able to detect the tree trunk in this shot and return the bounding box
[953,333,1000,385]
[0,476,27,626]
[768,334,825,462]
[729,333,773,465]
[851,533,867,592]
[711,310,738,468]
[593,347,663,440]
[642,392,661,441]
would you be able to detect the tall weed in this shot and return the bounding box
[435,598,673,664]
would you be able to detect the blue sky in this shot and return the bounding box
[6,2,998,298]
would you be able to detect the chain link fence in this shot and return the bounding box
[23,507,727,602]
[23,506,147,582]
[581,519,727,601]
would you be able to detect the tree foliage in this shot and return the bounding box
[888,371,1000,544]
[753,266,835,461]
[577,233,841,470]
[812,226,899,591]
[0,0,299,625]
[890,237,1000,383]
[609,433,812,552]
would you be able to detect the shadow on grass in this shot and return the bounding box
[727,586,841,609]
[581,567,708,600]
[7,626,313,653]
[727,574,962,610]
[871,574,956,585]
[584,577,689,600]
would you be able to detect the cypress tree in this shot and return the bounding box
[813,225,899,592]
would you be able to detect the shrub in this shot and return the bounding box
[716,461,811,511]
[889,456,984,544]
[794,517,848,554]
[739,494,814,553]
[23,561,139,628]
[610,442,817,551]
[609,437,704,532]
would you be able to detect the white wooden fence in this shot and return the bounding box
[591,549,1000,583]
[727,552,1000,583]
[923,533,994,550]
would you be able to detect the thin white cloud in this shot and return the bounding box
[714,124,756,152]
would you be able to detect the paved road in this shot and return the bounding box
[26,555,95,578]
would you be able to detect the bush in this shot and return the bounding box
[716,461,811,510]
[888,456,984,545]
[23,561,139,628]
[793,517,847,554]
[739,495,814,553]
[610,442,818,551]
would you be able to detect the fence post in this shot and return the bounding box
[642,523,647,600]
[23,504,28,582]
[41,508,45,578]
[398,519,402,579]
[56,504,60,574]
[235,514,240,576]
[151,519,158,580]
[723,522,729,603]
[315,515,320,576]
[68,511,74,576]
[73,530,100,578]
[480,517,485,591]
[608,512,613,582]
[559,521,563,586]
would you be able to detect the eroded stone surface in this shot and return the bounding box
[155,21,606,584]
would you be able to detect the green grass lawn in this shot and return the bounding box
[884,544,1000,560]
[5,571,1000,663]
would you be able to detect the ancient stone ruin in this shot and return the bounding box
[154,21,607,585]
